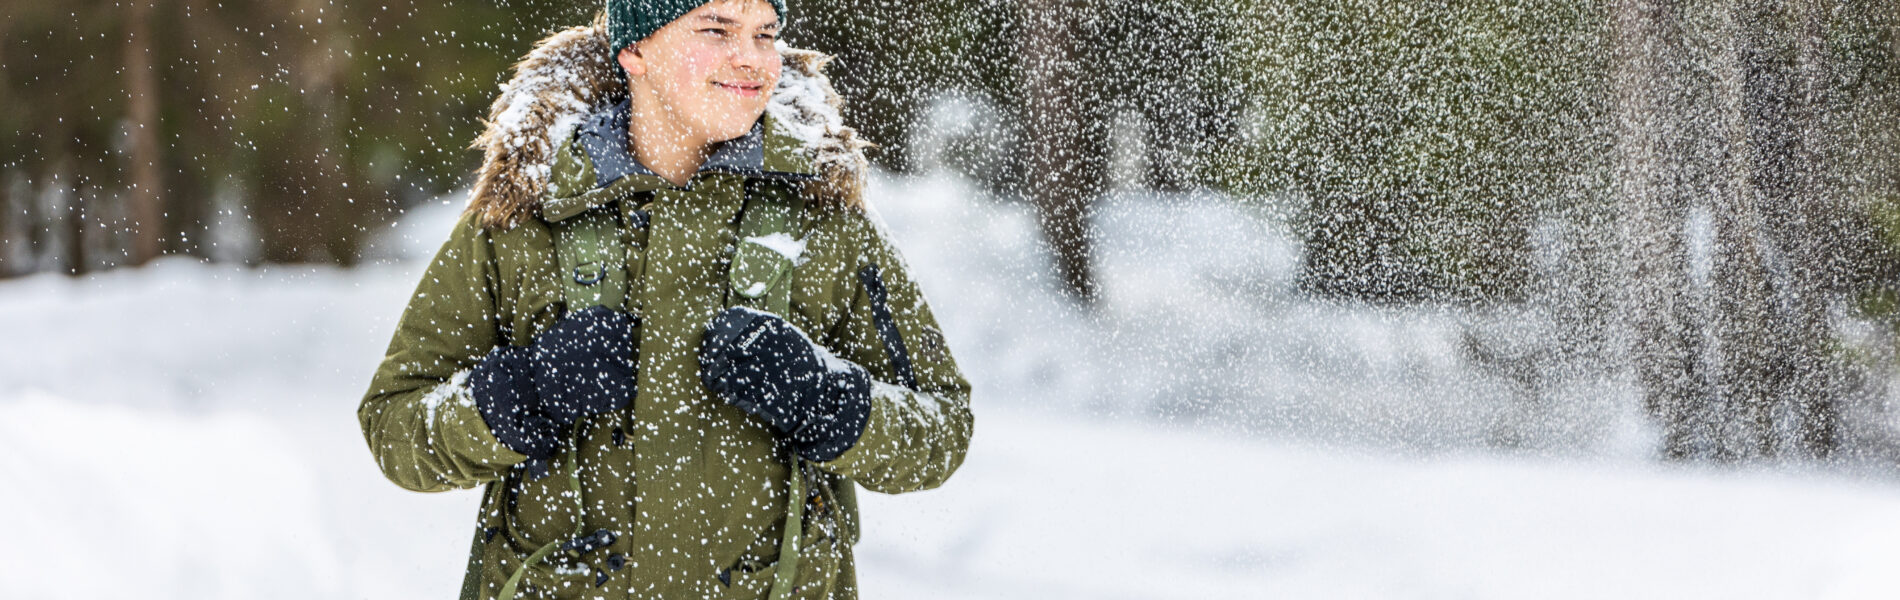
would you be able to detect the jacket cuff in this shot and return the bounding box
[424,372,529,468]
[811,380,908,473]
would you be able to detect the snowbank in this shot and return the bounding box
[859,414,1900,599]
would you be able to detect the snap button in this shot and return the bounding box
[607,553,625,571]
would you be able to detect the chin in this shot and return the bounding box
[708,113,764,142]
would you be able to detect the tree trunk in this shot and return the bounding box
[1735,0,1840,456]
[1614,0,1708,459]
[122,0,165,266]
[300,0,367,266]
[0,172,11,278]
[63,175,90,276]
[1617,0,1848,461]
[1694,0,1772,461]
[0,35,10,278]
[1019,0,1103,303]
[256,0,350,264]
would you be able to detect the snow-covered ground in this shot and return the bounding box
[4,173,1900,598]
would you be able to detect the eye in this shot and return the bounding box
[756,33,777,42]
[699,27,730,37]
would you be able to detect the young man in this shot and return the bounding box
[356,1,973,598]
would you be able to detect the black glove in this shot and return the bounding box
[471,305,639,461]
[698,307,872,462]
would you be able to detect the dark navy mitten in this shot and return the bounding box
[698,307,872,462]
[471,305,639,464]
[470,345,562,460]
[530,305,639,425]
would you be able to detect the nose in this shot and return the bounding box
[730,40,781,79]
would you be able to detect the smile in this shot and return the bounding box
[713,81,765,97]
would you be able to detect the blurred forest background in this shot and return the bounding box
[5,0,1900,463]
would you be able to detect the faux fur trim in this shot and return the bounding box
[463,16,872,230]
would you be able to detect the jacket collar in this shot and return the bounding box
[576,98,819,190]
[540,104,822,223]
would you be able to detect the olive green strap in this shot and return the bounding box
[491,206,624,600]
[834,478,859,545]
[731,180,808,600]
[769,464,806,600]
[498,538,562,600]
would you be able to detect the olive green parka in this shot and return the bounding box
[357,22,973,600]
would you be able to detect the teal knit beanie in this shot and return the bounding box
[607,0,788,53]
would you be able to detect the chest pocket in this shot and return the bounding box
[551,204,635,316]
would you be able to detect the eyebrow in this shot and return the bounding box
[696,14,780,30]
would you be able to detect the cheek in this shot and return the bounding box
[762,63,783,89]
[670,47,726,89]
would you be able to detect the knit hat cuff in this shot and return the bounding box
[606,0,788,53]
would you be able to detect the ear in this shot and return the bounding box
[617,45,645,77]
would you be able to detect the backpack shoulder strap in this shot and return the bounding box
[473,202,629,600]
[728,178,813,600]
[550,205,629,314]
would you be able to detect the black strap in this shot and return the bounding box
[857,262,917,390]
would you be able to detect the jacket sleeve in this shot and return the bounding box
[814,213,974,495]
[358,211,527,492]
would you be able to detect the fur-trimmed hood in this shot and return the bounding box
[463,17,873,230]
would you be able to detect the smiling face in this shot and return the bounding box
[617,0,783,148]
